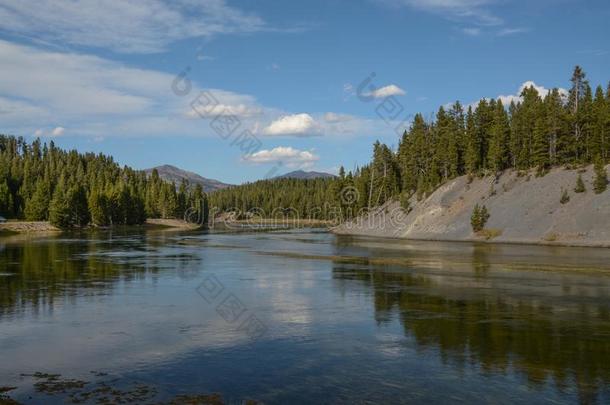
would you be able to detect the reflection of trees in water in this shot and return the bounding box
[472,244,491,275]
[0,232,201,317]
[332,263,610,404]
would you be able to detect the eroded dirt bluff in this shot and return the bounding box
[332,165,610,247]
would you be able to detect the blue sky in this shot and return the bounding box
[0,0,609,184]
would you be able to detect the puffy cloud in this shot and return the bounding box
[496,81,568,106]
[263,113,321,136]
[365,84,406,99]
[30,126,66,137]
[51,126,65,136]
[242,146,319,168]
[0,0,265,53]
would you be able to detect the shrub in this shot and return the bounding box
[544,233,558,242]
[481,228,502,240]
[399,192,411,213]
[471,204,490,232]
[574,174,586,193]
[560,189,570,204]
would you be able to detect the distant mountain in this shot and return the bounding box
[274,170,336,180]
[144,165,231,193]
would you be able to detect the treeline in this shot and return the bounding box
[210,177,337,219]
[347,66,610,209]
[212,66,609,219]
[0,136,206,228]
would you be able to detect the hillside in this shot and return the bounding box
[145,165,231,193]
[274,170,336,180]
[332,165,610,247]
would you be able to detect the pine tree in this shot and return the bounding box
[471,204,490,232]
[177,180,188,218]
[574,174,586,193]
[545,89,568,165]
[0,179,13,216]
[593,158,608,194]
[568,66,588,161]
[399,191,411,212]
[24,180,50,221]
[449,101,465,176]
[532,98,550,173]
[67,184,90,227]
[371,141,400,205]
[487,99,510,173]
[49,182,71,228]
[89,190,110,226]
[436,106,453,180]
[581,83,594,161]
[480,205,489,227]
[591,86,608,161]
[464,107,479,174]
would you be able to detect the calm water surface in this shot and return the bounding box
[1,229,610,404]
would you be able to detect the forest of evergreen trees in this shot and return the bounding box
[0,136,207,228]
[2,67,608,226]
[213,66,610,220]
[209,177,337,220]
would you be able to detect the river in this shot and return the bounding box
[1,229,609,404]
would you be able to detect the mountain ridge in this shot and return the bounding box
[144,164,231,193]
[273,170,336,180]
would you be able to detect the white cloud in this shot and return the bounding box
[196,54,215,62]
[263,113,321,137]
[30,126,66,137]
[323,112,355,123]
[0,0,265,53]
[462,27,481,36]
[0,96,50,122]
[385,0,503,26]
[242,146,319,168]
[365,84,406,99]
[0,39,159,116]
[51,126,65,136]
[497,27,530,36]
[0,39,269,138]
[0,40,392,141]
[186,103,262,119]
[496,81,568,106]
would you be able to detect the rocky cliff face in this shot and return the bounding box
[332,165,610,247]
